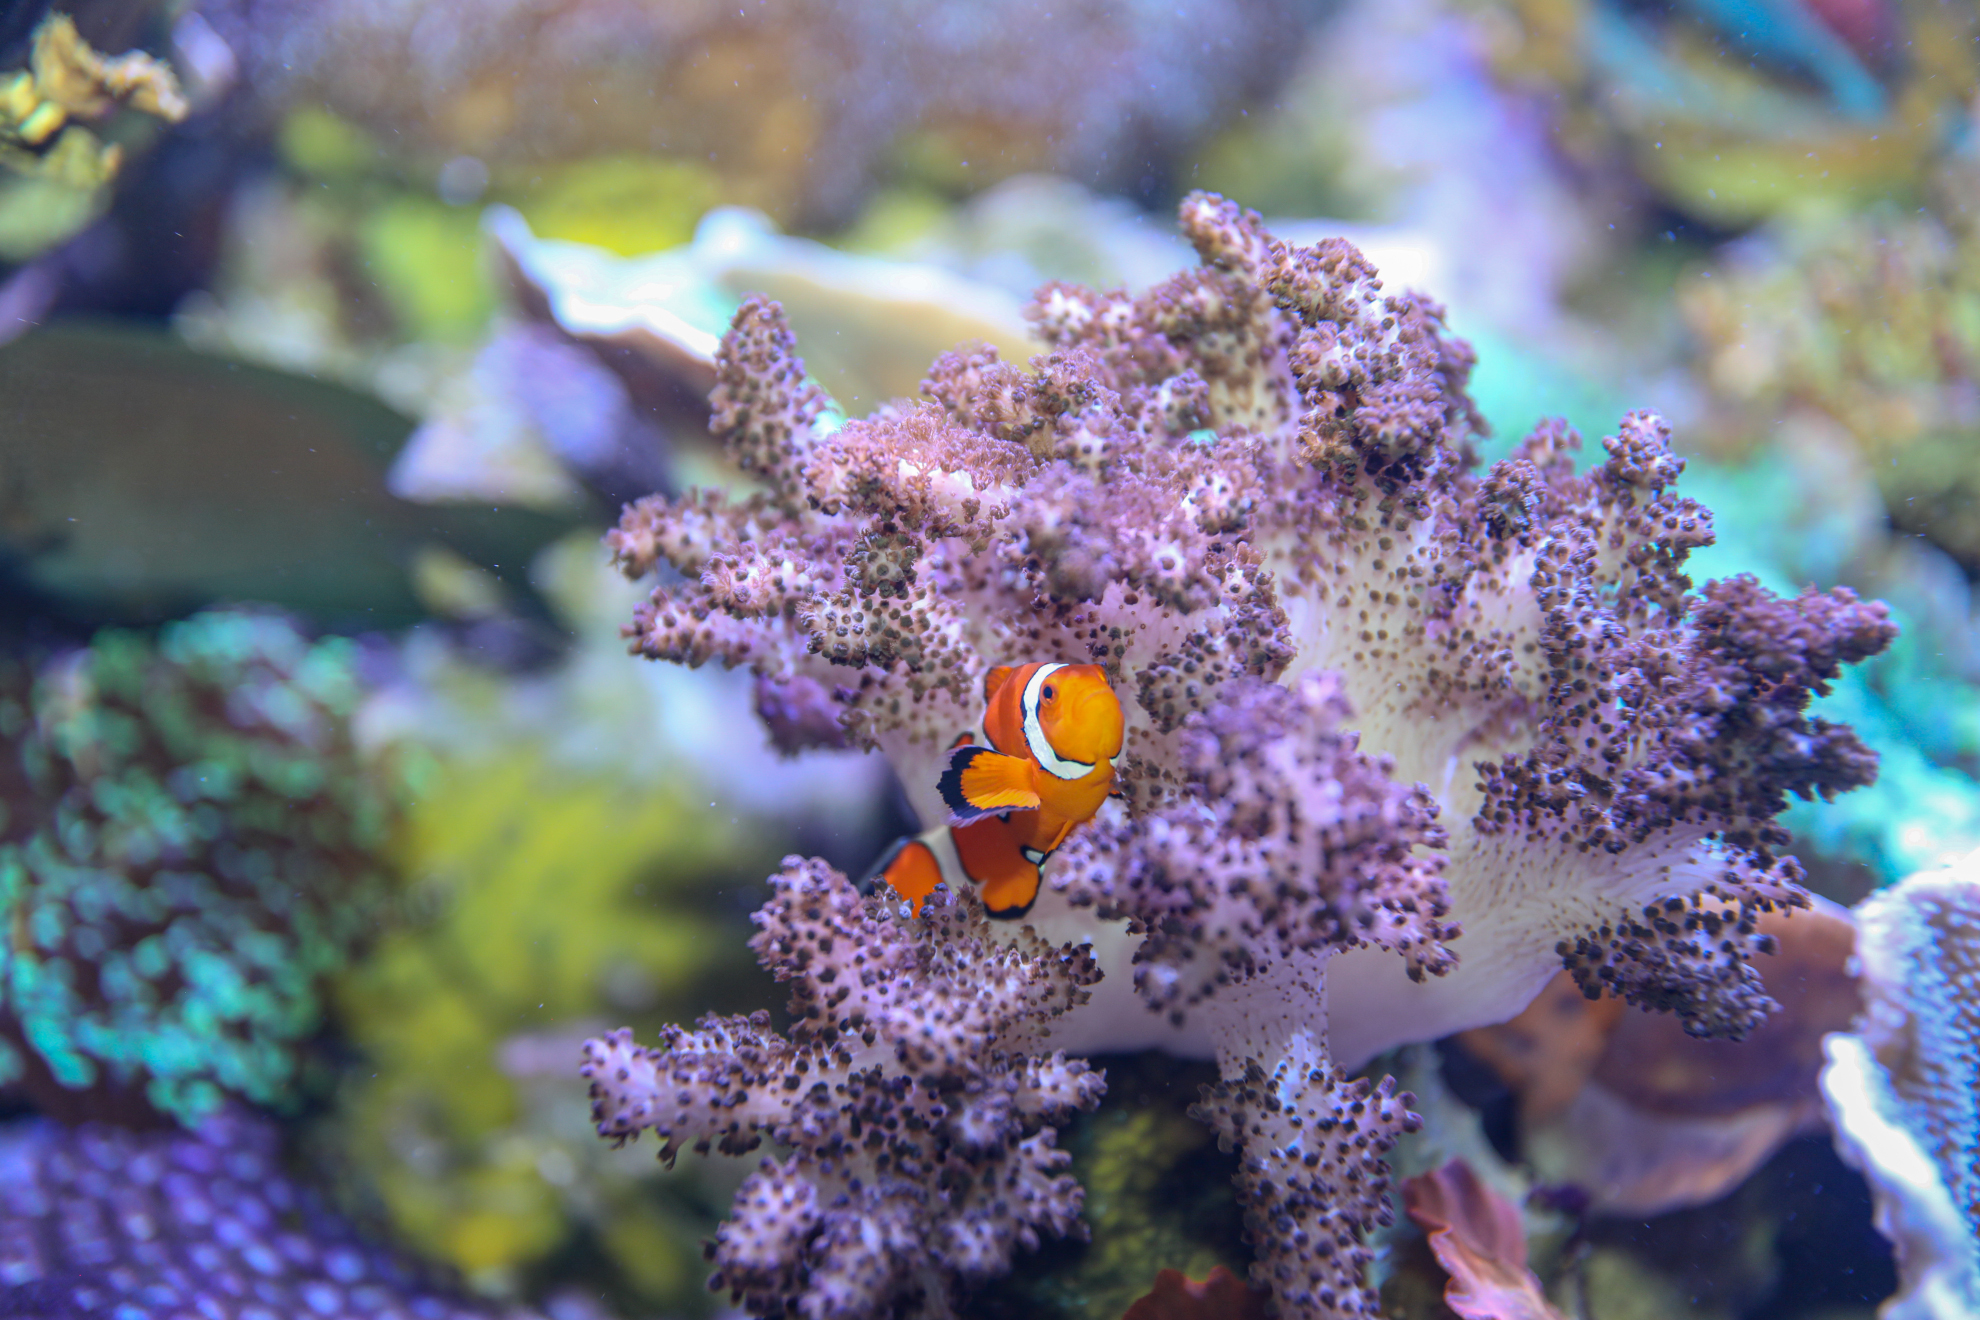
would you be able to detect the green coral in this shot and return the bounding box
[974,1055,1249,1320]
[0,611,397,1125]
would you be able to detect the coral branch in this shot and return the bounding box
[600,192,1894,1320]
[582,858,1103,1319]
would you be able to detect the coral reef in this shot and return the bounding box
[601,193,1893,1315]
[321,534,883,1307]
[200,0,1319,224]
[0,1109,538,1319]
[0,611,397,1126]
[1681,203,1980,572]
[1467,0,1979,225]
[582,858,1105,1319]
[1820,850,1980,1318]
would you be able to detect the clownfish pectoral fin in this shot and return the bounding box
[940,745,1041,822]
[983,665,1018,704]
[868,835,944,917]
[949,730,977,750]
[951,816,1041,918]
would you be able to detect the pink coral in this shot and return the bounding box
[581,858,1103,1319]
[600,193,1894,1319]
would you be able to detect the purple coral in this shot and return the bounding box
[580,858,1104,1320]
[602,193,1895,1318]
[0,1111,532,1320]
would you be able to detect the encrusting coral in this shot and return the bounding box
[0,611,398,1127]
[1820,851,1980,1318]
[0,14,187,189]
[595,193,1894,1317]
[0,1110,540,1320]
[582,857,1104,1319]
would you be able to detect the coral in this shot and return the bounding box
[1120,1266,1269,1320]
[581,857,1105,1320]
[1681,203,1980,571]
[200,0,1316,224]
[984,1054,1248,1320]
[1400,1159,1564,1320]
[1467,0,1979,225]
[1457,896,1860,1215]
[0,15,186,188]
[322,752,755,1300]
[322,534,882,1306]
[0,611,398,1127]
[1820,850,1980,1318]
[603,194,1893,1316]
[0,1109,538,1320]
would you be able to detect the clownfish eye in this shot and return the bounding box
[1042,684,1056,700]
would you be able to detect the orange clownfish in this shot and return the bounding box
[872,661,1124,919]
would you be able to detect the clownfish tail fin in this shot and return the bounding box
[866,834,944,917]
[940,744,1041,822]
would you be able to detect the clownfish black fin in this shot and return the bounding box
[940,745,1040,822]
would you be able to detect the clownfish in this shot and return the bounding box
[871,662,1125,919]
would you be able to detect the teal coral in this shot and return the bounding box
[0,610,397,1126]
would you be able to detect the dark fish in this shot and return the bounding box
[0,319,575,626]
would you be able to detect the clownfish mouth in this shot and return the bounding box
[1020,663,1098,781]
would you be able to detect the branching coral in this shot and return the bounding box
[599,193,1893,1317]
[581,857,1104,1319]
[0,611,397,1126]
[1820,851,1980,1318]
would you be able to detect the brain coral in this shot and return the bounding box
[596,194,1893,1318]
[0,611,397,1127]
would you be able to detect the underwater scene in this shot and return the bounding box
[0,0,1977,1317]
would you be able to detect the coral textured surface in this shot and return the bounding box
[582,857,1105,1320]
[0,1110,535,1319]
[1821,852,1980,1318]
[600,193,1894,1316]
[0,612,397,1127]
[200,0,1317,223]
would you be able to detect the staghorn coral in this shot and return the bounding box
[581,857,1105,1320]
[602,194,1893,1316]
[0,1109,538,1320]
[1820,851,1980,1318]
[0,611,398,1127]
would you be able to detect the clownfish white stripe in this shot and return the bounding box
[1020,663,1094,781]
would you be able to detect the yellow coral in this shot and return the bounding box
[327,747,770,1302]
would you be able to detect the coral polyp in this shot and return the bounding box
[595,193,1893,1318]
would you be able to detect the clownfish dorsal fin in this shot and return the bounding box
[982,665,1018,704]
[940,744,1040,822]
